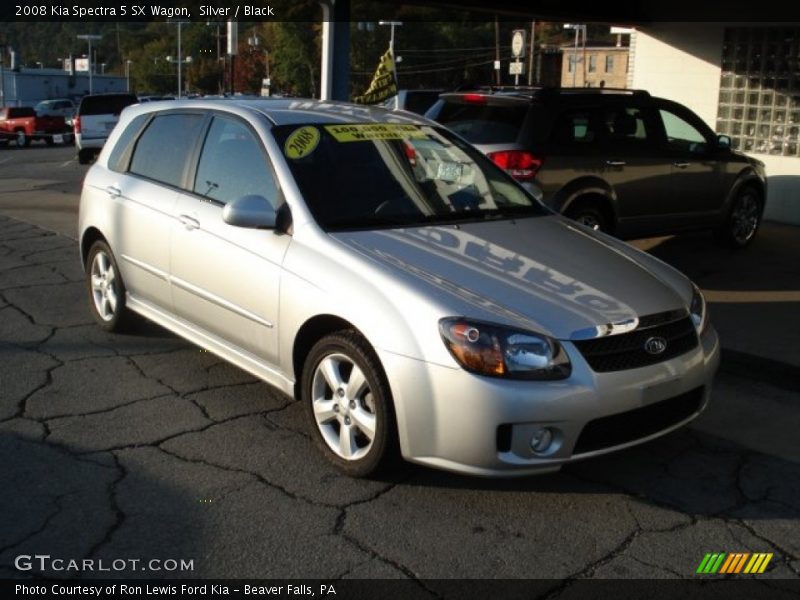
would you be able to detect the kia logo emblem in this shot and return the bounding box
[644,336,668,355]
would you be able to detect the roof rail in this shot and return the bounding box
[537,87,650,97]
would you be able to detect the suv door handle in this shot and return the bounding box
[178,215,200,230]
[605,160,626,167]
[105,185,121,198]
[673,161,690,169]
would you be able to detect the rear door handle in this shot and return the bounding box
[605,160,626,167]
[178,214,200,230]
[673,161,690,169]
[105,185,121,198]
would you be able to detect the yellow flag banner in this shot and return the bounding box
[353,49,398,105]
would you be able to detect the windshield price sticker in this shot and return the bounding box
[325,123,427,142]
[284,126,320,159]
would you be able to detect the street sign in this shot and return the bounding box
[509,61,524,75]
[493,60,501,70]
[511,30,526,59]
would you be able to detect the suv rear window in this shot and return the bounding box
[78,94,138,116]
[435,102,527,145]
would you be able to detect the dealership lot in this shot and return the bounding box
[0,146,798,584]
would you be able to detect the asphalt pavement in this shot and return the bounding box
[0,145,798,586]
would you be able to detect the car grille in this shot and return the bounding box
[573,386,704,455]
[573,314,698,373]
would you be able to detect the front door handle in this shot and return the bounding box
[105,185,121,198]
[605,160,626,167]
[178,215,200,230]
[673,161,690,169]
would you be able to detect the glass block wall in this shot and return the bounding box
[717,27,800,156]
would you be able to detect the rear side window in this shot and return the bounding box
[108,114,151,174]
[550,110,598,146]
[79,95,137,116]
[434,101,527,144]
[129,113,206,188]
[601,105,652,144]
[193,116,277,206]
[403,91,442,115]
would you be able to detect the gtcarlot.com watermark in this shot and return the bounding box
[14,554,195,574]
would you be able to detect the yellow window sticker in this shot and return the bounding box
[284,126,321,159]
[325,123,427,143]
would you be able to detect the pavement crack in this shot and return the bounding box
[0,493,69,555]
[85,452,127,560]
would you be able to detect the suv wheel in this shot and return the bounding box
[86,241,131,332]
[302,331,398,477]
[565,201,610,233]
[15,130,29,147]
[716,186,762,248]
[78,148,94,165]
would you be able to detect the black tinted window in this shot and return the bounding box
[193,117,277,206]
[79,94,137,116]
[551,110,598,146]
[403,91,442,115]
[602,106,651,144]
[434,101,527,144]
[130,113,205,188]
[9,107,35,118]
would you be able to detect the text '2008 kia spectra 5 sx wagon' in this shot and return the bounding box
[78,99,720,477]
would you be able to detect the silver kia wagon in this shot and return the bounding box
[78,99,720,477]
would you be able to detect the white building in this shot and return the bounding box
[628,23,800,225]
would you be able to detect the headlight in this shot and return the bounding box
[439,318,571,380]
[690,285,708,334]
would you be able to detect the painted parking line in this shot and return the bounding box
[59,160,74,168]
[0,157,14,165]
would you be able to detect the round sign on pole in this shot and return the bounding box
[511,29,526,59]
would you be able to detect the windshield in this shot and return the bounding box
[271,123,547,231]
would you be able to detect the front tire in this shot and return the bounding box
[302,331,398,477]
[15,130,29,147]
[716,186,762,248]
[78,148,94,165]
[86,241,131,332]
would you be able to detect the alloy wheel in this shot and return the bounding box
[90,250,119,322]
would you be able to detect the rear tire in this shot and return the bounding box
[85,241,132,332]
[715,186,762,248]
[302,331,399,478]
[565,200,611,233]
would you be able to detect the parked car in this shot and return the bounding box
[79,98,719,477]
[35,98,77,127]
[426,88,767,247]
[383,89,444,115]
[74,93,138,164]
[0,106,68,147]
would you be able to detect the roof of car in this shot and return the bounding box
[125,97,435,127]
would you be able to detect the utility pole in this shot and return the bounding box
[168,20,190,97]
[494,16,501,86]
[125,59,132,92]
[77,34,102,94]
[527,21,535,86]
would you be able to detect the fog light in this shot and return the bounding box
[530,427,554,454]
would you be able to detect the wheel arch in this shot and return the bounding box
[80,227,108,268]
[721,168,767,218]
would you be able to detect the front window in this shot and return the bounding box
[271,123,547,231]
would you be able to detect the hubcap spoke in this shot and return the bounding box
[319,357,344,391]
[346,364,368,399]
[339,423,356,458]
[313,399,338,424]
[106,288,117,313]
[351,407,376,441]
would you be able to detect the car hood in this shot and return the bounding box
[331,216,689,340]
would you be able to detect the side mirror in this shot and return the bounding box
[717,134,732,151]
[222,194,277,229]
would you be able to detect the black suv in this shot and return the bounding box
[426,88,767,247]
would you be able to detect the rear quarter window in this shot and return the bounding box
[129,113,206,188]
[435,102,528,144]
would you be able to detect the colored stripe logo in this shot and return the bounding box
[696,552,773,574]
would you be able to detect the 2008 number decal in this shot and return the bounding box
[284,126,321,160]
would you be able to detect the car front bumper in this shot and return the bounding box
[379,324,720,476]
